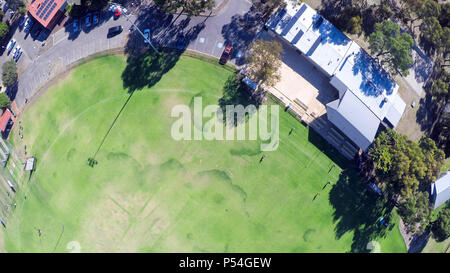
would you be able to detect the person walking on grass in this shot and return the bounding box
[259,154,266,163]
[289,127,295,135]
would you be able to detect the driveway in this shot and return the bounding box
[7,0,262,110]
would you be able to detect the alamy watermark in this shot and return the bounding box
[171,97,280,151]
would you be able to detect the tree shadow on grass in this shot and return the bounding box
[122,49,182,93]
[218,73,261,126]
[89,49,182,164]
[329,168,395,252]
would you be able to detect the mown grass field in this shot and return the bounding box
[0,54,406,252]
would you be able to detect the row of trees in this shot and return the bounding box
[153,0,216,17]
[366,129,445,235]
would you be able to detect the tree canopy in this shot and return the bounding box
[0,93,10,109]
[398,191,432,234]
[368,129,445,197]
[154,0,216,17]
[431,207,450,242]
[0,22,9,40]
[2,60,18,87]
[368,20,414,76]
[245,39,283,90]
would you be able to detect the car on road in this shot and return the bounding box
[85,13,92,28]
[6,39,16,54]
[107,25,122,38]
[219,45,232,65]
[93,12,99,25]
[73,19,80,32]
[176,36,185,51]
[143,29,150,44]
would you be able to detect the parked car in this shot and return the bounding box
[12,45,18,57]
[93,12,99,25]
[114,9,122,19]
[19,15,28,27]
[14,47,22,62]
[107,25,122,37]
[85,13,92,28]
[143,29,150,44]
[24,18,33,33]
[12,45,20,58]
[6,39,16,54]
[176,36,185,51]
[219,45,232,65]
[73,19,80,32]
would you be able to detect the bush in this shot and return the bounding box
[431,208,450,242]
[2,60,18,87]
[0,93,10,108]
[65,4,73,15]
[347,16,363,35]
[0,22,9,40]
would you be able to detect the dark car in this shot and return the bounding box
[219,45,232,65]
[93,12,100,25]
[176,36,185,51]
[107,25,122,37]
[85,13,92,28]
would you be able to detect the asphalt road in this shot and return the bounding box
[2,0,262,110]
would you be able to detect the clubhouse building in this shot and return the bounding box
[28,0,68,29]
[265,2,406,159]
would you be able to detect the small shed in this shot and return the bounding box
[431,172,450,209]
[25,157,36,171]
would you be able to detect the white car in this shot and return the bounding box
[6,39,16,53]
[14,49,22,62]
[143,29,150,44]
[12,45,20,58]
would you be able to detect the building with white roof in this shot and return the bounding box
[266,1,406,152]
[431,172,450,209]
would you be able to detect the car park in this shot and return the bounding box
[85,13,92,28]
[219,45,232,65]
[143,29,150,44]
[73,19,80,32]
[107,25,122,37]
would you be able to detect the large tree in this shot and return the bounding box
[0,93,10,109]
[7,0,25,11]
[398,191,432,234]
[0,22,9,40]
[431,207,450,242]
[368,20,414,76]
[2,60,17,87]
[154,0,216,17]
[245,39,283,91]
[368,129,445,197]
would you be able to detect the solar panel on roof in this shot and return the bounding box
[43,2,57,20]
[36,0,50,16]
